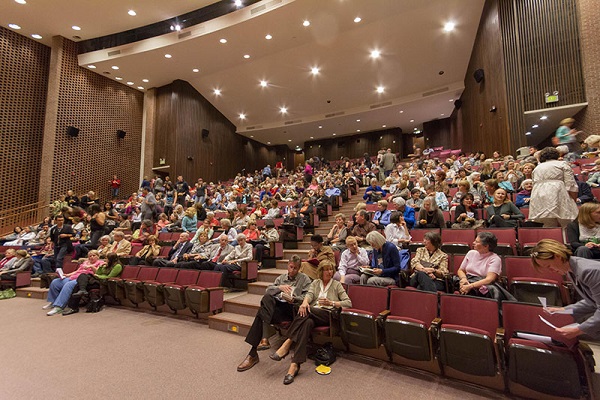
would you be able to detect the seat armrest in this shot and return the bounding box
[379,309,390,318]
[430,317,442,338]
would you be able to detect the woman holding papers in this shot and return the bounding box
[531,239,600,339]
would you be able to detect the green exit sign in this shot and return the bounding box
[545,93,559,103]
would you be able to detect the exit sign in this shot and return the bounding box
[545,92,559,103]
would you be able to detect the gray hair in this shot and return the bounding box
[100,235,111,242]
[236,233,247,242]
[289,255,301,267]
[423,196,439,211]
[366,231,387,249]
[220,218,231,227]
[477,231,497,251]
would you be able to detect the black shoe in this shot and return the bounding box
[269,350,289,361]
[283,364,300,385]
[62,308,79,316]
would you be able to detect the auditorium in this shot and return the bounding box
[1,0,599,398]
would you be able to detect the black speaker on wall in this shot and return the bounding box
[454,99,463,109]
[473,69,485,83]
[66,126,79,137]
[117,130,126,139]
[201,129,209,138]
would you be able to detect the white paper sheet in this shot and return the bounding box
[538,296,574,314]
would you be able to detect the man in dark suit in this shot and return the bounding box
[153,232,193,267]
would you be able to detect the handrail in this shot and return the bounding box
[0,202,49,236]
[0,201,47,218]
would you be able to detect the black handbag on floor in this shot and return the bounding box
[313,342,336,366]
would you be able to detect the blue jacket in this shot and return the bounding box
[373,209,391,227]
[370,242,401,283]
[402,206,416,229]
[363,185,387,203]
[181,215,198,232]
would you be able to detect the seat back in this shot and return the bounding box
[120,265,141,280]
[174,269,200,286]
[477,228,516,255]
[504,256,564,306]
[409,228,440,243]
[158,246,172,258]
[450,254,466,275]
[152,268,179,284]
[439,294,499,337]
[130,243,143,255]
[441,229,475,245]
[504,256,563,284]
[388,288,437,327]
[346,285,388,314]
[135,267,159,282]
[157,232,172,242]
[518,227,563,246]
[341,285,388,349]
[197,271,223,287]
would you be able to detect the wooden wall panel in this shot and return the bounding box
[424,118,452,151]
[153,80,289,183]
[0,27,50,210]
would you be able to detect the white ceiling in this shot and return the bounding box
[3,0,485,149]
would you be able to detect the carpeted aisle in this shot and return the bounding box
[0,298,509,400]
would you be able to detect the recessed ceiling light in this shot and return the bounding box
[532,124,539,128]
[72,26,81,31]
[354,17,362,23]
[310,136,314,139]
[128,10,136,16]
[31,34,42,39]
[399,110,404,113]
[382,125,386,128]
[441,113,445,116]
[260,80,268,87]
[87,65,96,69]
[115,77,123,80]
[142,79,149,83]
[414,127,418,131]
[356,129,361,132]
[15,0,26,4]
[356,119,361,122]
[213,89,221,96]
[234,0,243,6]
[444,22,456,32]
[410,119,415,122]
[137,86,144,90]
[8,24,21,30]
[380,136,383,140]
[243,54,250,59]
[192,68,199,73]
[540,116,548,120]
[127,82,134,85]
[318,126,322,129]
[220,38,228,44]
[111,66,119,70]
[288,139,292,142]
[265,34,272,40]
[370,50,381,59]
[239,113,246,120]
[250,135,254,138]
[164,54,172,58]
[267,141,271,144]
[376,86,384,93]
[332,133,336,136]
[310,67,320,75]
[526,131,532,135]
[171,24,181,31]
[449,99,454,102]
[280,107,287,114]
[303,20,310,27]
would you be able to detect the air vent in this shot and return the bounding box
[284,119,302,125]
[245,125,263,130]
[251,4,267,14]
[325,111,345,118]
[422,87,449,97]
[370,101,393,109]
[178,31,191,39]
[107,50,121,57]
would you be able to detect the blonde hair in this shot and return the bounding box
[354,202,367,212]
[377,199,388,208]
[317,260,336,279]
[458,179,470,191]
[530,239,571,268]
[577,202,600,229]
[366,231,386,249]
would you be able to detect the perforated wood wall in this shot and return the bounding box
[0,27,50,211]
[50,38,144,202]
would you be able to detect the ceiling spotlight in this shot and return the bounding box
[410,119,415,122]
[243,54,250,59]
[72,26,81,31]
[111,66,119,70]
[414,127,418,131]
[370,50,381,59]
[164,54,172,58]
[376,86,384,94]
[318,126,322,129]
[213,89,221,96]
[303,20,310,27]
[31,34,42,39]
[127,81,134,85]
[142,79,149,83]
[526,131,532,135]
[280,107,287,114]
[128,10,137,16]
[220,38,228,44]
[260,80,268,87]
[332,133,336,136]
[354,17,362,23]
[310,67,320,75]
[532,124,539,128]
[267,142,271,144]
[356,119,361,122]
[399,110,404,114]
[288,139,292,142]
[192,68,199,73]
[540,116,548,120]
[115,77,123,80]
[171,24,181,31]
[265,34,272,40]
[444,22,456,32]
[310,136,314,139]
[356,130,361,132]
[234,0,243,6]
[382,125,386,128]
[15,0,27,4]
[250,135,254,138]
[449,99,454,102]
[87,65,96,69]
[137,86,144,90]
[441,113,445,116]
[8,24,21,30]
[239,113,246,120]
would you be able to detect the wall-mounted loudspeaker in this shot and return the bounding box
[117,130,126,139]
[66,126,79,137]
[473,69,485,83]
[201,129,209,138]
[454,99,463,109]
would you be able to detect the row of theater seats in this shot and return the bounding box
[101,266,223,316]
[338,285,594,399]
[409,227,564,256]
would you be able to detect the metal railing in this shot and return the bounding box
[0,201,49,236]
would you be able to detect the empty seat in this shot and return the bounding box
[163,269,200,313]
[504,256,567,306]
[106,265,140,300]
[340,285,389,349]
[143,268,179,309]
[437,294,504,390]
[518,228,563,255]
[185,271,224,316]
[385,288,439,371]
[501,301,592,399]
[441,229,475,254]
[122,267,159,305]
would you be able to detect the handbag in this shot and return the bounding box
[313,342,336,366]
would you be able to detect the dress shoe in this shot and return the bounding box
[237,354,259,372]
[283,364,300,385]
[62,308,79,316]
[269,350,289,361]
[257,339,271,351]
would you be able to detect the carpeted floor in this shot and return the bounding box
[1,297,511,400]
